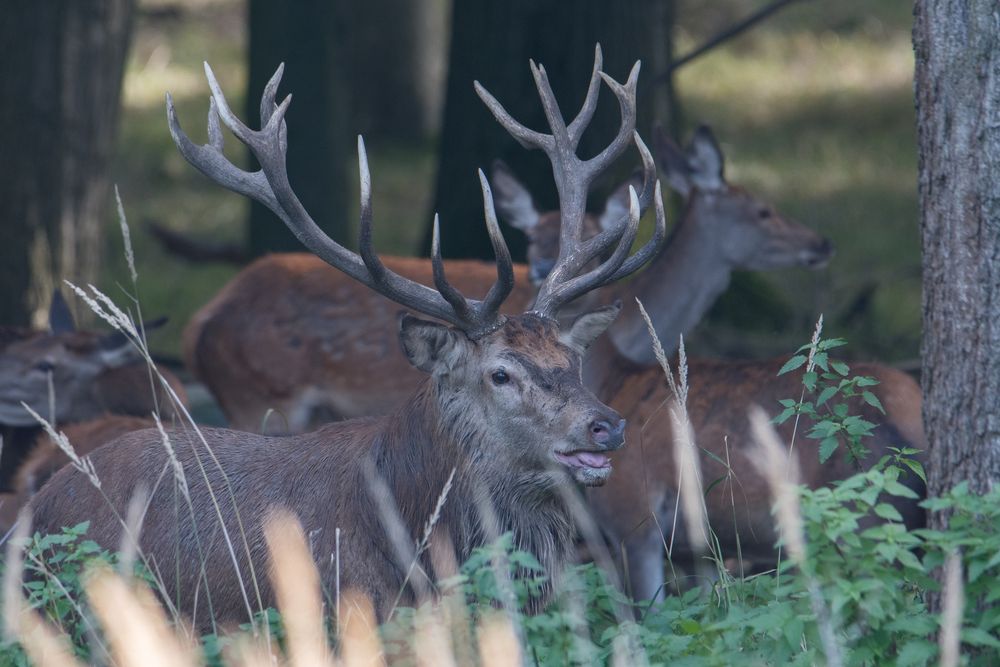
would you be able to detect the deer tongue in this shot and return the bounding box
[557,450,611,469]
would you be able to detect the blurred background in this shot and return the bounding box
[2,0,918,368]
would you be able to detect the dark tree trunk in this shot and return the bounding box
[426,0,665,261]
[246,0,351,255]
[344,0,435,142]
[0,0,134,326]
[913,0,1000,506]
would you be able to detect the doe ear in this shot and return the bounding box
[95,332,143,369]
[48,290,76,335]
[685,124,725,191]
[597,172,645,231]
[490,160,540,232]
[652,125,694,197]
[398,313,471,374]
[560,301,622,354]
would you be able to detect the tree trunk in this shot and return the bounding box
[246,0,351,255]
[426,0,665,261]
[913,0,1000,505]
[344,0,438,143]
[0,0,134,326]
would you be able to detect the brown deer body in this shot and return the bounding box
[183,179,629,433]
[579,127,923,602]
[31,49,666,626]
[0,415,153,533]
[0,293,186,490]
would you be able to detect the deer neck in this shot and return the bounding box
[604,201,734,368]
[372,383,575,589]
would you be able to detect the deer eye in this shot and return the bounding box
[757,208,772,219]
[491,369,510,386]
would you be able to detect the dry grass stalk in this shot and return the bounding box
[939,550,964,667]
[263,510,334,667]
[476,613,522,667]
[338,591,385,667]
[413,604,457,667]
[84,566,195,667]
[19,403,101,490]
[669,400,708,556]
[118,483,150,577]
[114,185,138,283]
[748,407,805,565]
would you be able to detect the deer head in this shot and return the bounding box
[654,125,833,270]
[0,292,157,427]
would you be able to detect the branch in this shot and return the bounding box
[655,0,816,83]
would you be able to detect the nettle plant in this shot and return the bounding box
[774,334,922,474]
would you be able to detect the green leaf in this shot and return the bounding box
[778,355,807,376]
[900,458,927,483]
[818,338,848,351]
[861,390,885,413]
[874,503,904,522]
[962,627,1000,649]
[816,385,839,407]
[802,371,818,391]
[855,376,880,387]
[830,360,850,376]
[819,437,840,463]
[885,480,920,499]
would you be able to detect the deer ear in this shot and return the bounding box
[560,301,622,353]
[96,331,142,369]
[491,160,540,232]
[685,124,725,191]
[48,290,76,335]
[652,125,694,197]
[398,314,471,374]
[597,172,644,231]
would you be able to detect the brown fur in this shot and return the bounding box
[31,314,625,630]
[585,341,926,600]
[0,415,153,533]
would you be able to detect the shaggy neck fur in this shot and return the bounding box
[371,380,576,602]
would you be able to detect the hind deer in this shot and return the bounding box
[578,126,925,603]
[30,49,666,627]
[183,173,637,433]
[0,291,186,490]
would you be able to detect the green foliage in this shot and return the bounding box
[775,336,885,463]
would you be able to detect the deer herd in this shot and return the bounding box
[0,47,926,627]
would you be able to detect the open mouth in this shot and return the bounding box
[554,450,612,471]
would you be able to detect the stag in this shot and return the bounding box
[0,291,185,490]
[30,49,666,628]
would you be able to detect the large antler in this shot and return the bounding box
[475,45,666,318]
[167,63,514,339]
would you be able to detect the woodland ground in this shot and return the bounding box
[104,0,919,375]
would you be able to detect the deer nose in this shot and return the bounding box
[589,418,626,450]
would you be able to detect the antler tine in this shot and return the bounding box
[353,137,469,326]
[206,98,224,151]
[477,169,516,319]
[583,63,641,182]
[567,44,604,148]
[474,81,553,152]
[259,62,284,126]
[597,180,667,287]
[533,186,643,317]
[430,214,475,322]
[529,60,571,148]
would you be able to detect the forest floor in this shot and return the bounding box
[105,0,919,373]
